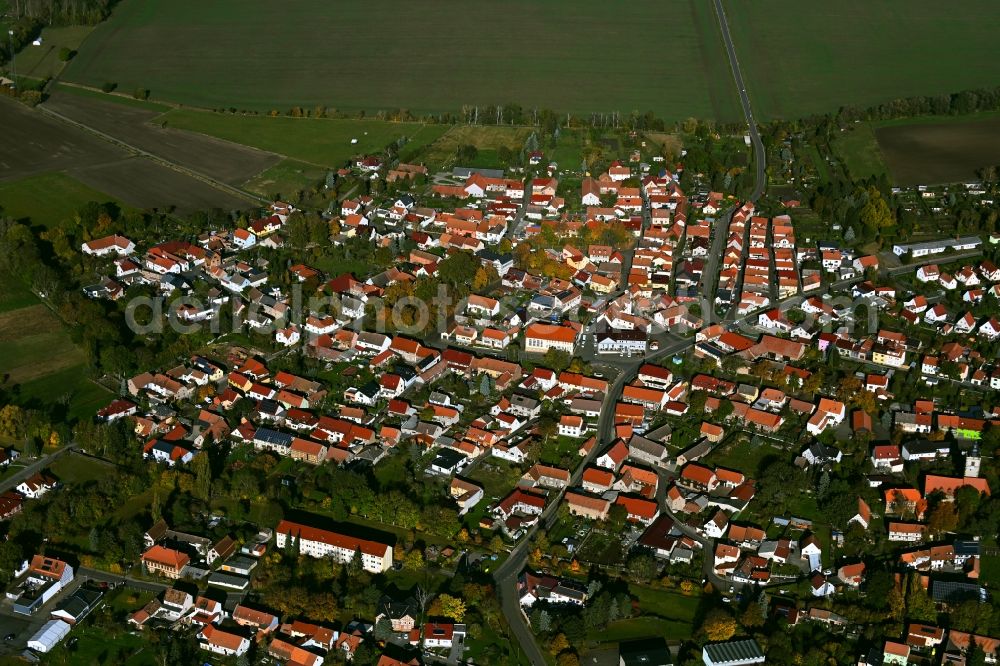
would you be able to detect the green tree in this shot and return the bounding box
[859,186,894,229]
[191,452,211,501]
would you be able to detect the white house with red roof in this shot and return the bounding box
[81,234,135,257]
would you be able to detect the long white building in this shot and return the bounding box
[275,520,393,573]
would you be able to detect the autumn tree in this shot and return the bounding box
[926,501,959,537]
[555,652,580,666]
[548,634,570,655]
[429,594,466,622]
[700,607,737,641]
[0,405,26,440]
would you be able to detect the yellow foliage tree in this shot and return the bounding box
[701,608,737,641]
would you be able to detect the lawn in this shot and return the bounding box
[50,453,115,485]
[627,584,703,640]
[0,172,122,230]
[11,25,94,81]
[539,435,585,467]
[64,0,741,120]
[244,158,329,199]
[0,274,112,423]
[414,125,532,170]
[157,109,447,168]
[0,304,85,386]
[981,554,1000,588]
[466,459,526,502]
[0,272,40,314]
[831,124,888,181]
[704,436,778,477]
[724,0,1000,120]
[594,616,695,643]
[43,624,157,666]
[16,365,113,422]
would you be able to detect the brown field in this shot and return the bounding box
[0,96,125,180]
[0,97,254,213]
[875,118,1000,186]
[43,91,281,186]
[71,157,250,213]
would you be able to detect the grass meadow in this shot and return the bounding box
[63,0,741,120]
[0,172,122,229]
[158,109,448,168]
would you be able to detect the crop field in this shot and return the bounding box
[63,0,741,121]
[0,95,126,180]
[43,90,281,186]
[158,109,451,169]
[875,117,1000,186]
[0,172,121,230]
[724,0,1000,120]
[72,157,252,214]
[0,96,253,214]
[833,112,1000,185]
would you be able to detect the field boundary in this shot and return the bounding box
[36,103,267,206]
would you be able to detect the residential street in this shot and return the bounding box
[0,445,75,495]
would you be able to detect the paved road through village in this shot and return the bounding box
[492,2,768,661]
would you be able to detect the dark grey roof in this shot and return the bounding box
[953,539,981,556]
[930,580,986,604]
[619,638,673,666]
[253,428,293,446]
[703,639,765,663]
[432,448,467,469]
[453,167,504,179]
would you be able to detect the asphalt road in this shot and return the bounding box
[493,7,768,660]
[712,0,766,202]
[492,337,694,665]
[79,567,169,595]
[0,445,76,495]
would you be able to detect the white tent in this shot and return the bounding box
[27,619,70,653]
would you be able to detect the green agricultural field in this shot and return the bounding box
[10,25,93,81]
[64,0,741,121]
[158,109,447,169]
[724,0,1000,120]
[0,172,122,230]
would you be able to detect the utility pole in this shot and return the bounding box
[7,30,16,89]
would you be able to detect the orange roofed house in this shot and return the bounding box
[524,323,578,355]
[141,545,190,579]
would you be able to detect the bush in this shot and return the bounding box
[58,47,75,62]
[133,88,150,101]
[101,82,116,93]
[18,90,43,107]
